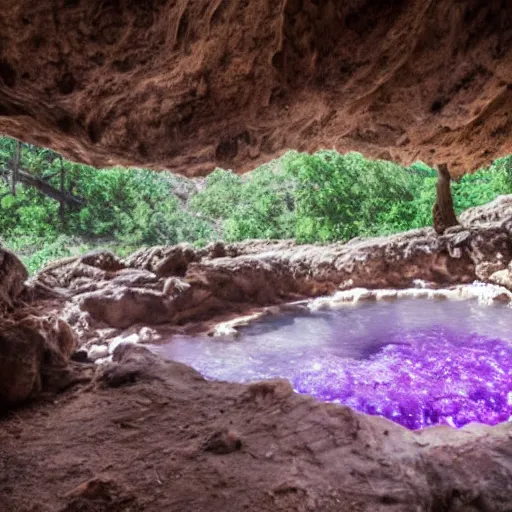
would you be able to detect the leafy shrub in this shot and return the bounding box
[3,235,87,274]
[191,163,296,241]
[286,151,423,242]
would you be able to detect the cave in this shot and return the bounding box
[3,1,512,511]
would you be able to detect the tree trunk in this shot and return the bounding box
[10,140,20,196]
[433,163,459,235]
[0,166,85,208]
[58,156,67,226]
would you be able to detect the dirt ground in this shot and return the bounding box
[2,344,512,512]
[0,349,390,512]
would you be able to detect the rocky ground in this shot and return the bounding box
[3,196,512,510]
[4,345,512,512]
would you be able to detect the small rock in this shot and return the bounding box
[430,291,448,301]
[163,276,191,296]
[63,476,137,510]
[475,261,506,281]
[108,334,139,354]
[410,289,429,299]
[352,289,376,302]
[206,241,226,258]
[339,279,354,290]
[95,345,161,387]
[489,269,512,291]
[211,324,238,337]
[94,356,112,365]
[139,326,156,342]
[70,349,89,363]
[492,292,511,303]
[246,380,294,401]
[87,344,109,362]
[65,477,117,501]
[202,429,242,454]
[375,290,397,301]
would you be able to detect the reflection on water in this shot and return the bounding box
[150,299,512,429]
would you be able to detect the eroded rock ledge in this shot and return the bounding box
[26,195,512,351]
[1,1,512,175]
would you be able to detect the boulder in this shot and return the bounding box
[0,315,77,410]
[0,248,28,309]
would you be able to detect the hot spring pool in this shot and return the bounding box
[150,298,512,430]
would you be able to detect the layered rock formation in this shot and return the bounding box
[2,195,512,405]
[0,315,80,411]
[0,249,81,409]
[0,248,28,310]
[1,0,512,175]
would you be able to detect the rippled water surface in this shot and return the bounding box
[150,299,512,429]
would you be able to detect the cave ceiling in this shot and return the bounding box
[1,0,512,176]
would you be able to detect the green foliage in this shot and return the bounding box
[191,162,296,241]
[4,234,87,274]
[452,158,512,212]
[286,151,422,241]
[0,139,217,272]
[190,169,243,220]
[2,135,512,273]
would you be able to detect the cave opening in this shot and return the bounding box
[4,0,512,507]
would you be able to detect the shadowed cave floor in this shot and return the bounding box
[2,345,512,512]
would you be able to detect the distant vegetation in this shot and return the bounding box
[0,136,511,273]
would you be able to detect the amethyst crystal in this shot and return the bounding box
[293,326,512,429]
[152,301,512,430]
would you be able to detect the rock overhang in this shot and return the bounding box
[1,0,512,176]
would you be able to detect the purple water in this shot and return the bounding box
[150,299,512,430]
